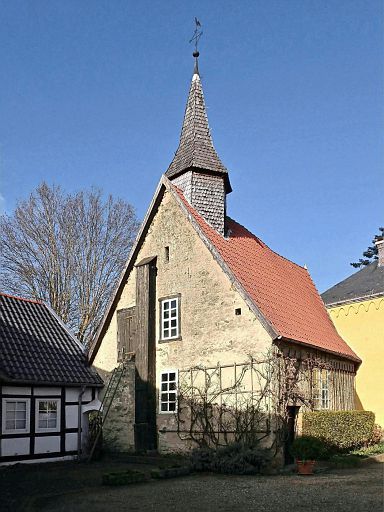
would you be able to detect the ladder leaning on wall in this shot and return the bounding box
[87,362,127,462]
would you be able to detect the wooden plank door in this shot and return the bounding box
[117,307,136,362]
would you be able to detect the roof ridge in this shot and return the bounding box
[0,292,43,305]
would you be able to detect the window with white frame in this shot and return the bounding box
[160,297,180,340]
[160,370,178,412]
[36,399,60,432]
[314,369,330,410]
[2,399,30,433]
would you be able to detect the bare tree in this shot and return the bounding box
[0,182,139,345]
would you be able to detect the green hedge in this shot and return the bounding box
[302,411,375,451]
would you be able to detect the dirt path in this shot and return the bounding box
[35,463,383,512]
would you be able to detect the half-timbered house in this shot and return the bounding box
[0,293,103,464]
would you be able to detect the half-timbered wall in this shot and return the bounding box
[0,384,99,464]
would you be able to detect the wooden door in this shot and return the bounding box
[285,406,300,464]
[117,307,136,362]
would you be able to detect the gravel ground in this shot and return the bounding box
[35,463,383,512]
[0,458,161,512]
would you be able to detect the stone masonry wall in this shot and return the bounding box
[93,189,273,452]
[100,361,136,452]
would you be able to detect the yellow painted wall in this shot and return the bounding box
[328,297,384,427]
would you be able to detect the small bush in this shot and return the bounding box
[290,436,326,461]
[367,424,384,446]
[302,411,375,451]
[190,443,272,475]
[190,446,215,472]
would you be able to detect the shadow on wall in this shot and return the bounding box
[93,362,154,454]
[354,391,364,411]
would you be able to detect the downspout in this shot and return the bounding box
[77,385,86,461]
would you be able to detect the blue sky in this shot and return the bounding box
[1,0,383,292]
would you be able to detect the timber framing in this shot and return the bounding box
[278,337,360,370]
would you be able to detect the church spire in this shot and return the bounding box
[165,58,231,193]
[165,24,231,236]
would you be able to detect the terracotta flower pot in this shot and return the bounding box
[296,459,315,475]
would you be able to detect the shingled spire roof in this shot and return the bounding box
[165,68,232,193]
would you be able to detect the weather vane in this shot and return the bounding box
[189,17,202,73]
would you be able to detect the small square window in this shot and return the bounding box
[159,370,178,413]
[235,308,242,316]
[2,399,30,434]
[36,399,60,432]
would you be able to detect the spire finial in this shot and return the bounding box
[189,17,202,75]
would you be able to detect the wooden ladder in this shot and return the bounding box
[87,363,127,462]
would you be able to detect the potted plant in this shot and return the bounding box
[290,436,324,475]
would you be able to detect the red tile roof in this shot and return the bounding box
[175,188,360,363]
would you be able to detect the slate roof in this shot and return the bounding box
[165,72,232,192]
[321,261,384,305]
[174,186,360,363]
[0,293,103,386]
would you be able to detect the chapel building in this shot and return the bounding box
[89,55,360,455]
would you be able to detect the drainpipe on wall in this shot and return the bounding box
[77,386,86,461]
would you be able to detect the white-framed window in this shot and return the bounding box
[159,370,178,413]
[314,369,330,410]
[36,399,61,433]
[2,398,30,434]
[160,297,180,340]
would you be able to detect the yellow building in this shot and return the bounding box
[322,240,384,427]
